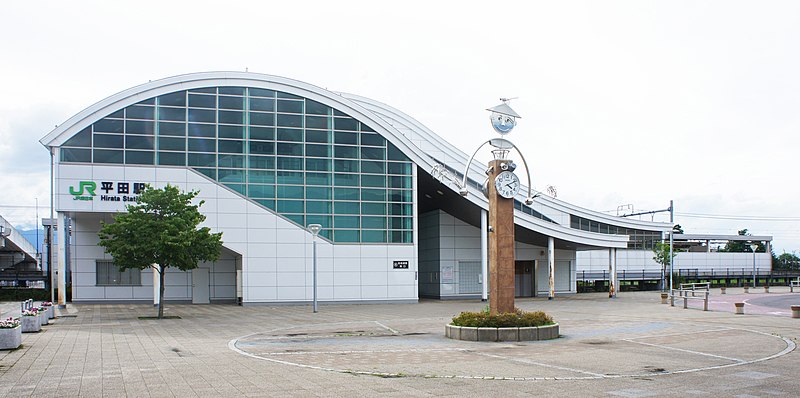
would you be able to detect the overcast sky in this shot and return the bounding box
[1,1,799,253]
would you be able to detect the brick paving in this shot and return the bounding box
[0,291,799,397]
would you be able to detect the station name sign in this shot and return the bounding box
[69,180,146,202]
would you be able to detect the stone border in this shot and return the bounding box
[445,323,559,342]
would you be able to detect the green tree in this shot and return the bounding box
[774,252,800,271]
[98,185,223,318]
[718,229,766,252]
[653,241,678,289]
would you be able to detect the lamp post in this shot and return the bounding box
[749,242,758,288]
[307,224,322,313]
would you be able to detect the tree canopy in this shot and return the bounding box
[98,184,223,318]
[718,229,766,252]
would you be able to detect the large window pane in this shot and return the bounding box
[249,97,274,111]
[387,162,412,175]
[158,107,186,122]
[158,152,185,166]
[126,120,155,135]
[218,154,244,168]
[362,216,386,229]
[334,173,359,187]
[361,160,385,174]
[333,230,359,243]
[93,149,124,164]
[361,133,385,147]
[125,135,154,150]
[361,188,386,202]
[362,202,386,215]
[250,126,274,140]
[188,94,216,108]
[250,141,274,155]
[248,184,274,198]
[305,172,331,185]
[277,186,304,199]
[277,142,303,156]
[334,132,358,145]
[361,175,385,187]
[94,119,124,133]
[219,140,244,153]
[188,138,216,152]
[305,144,330,157]
[249,155,275,170]
[219,125,244,139]
[248,170,275,184]
[306,201,331,214]
[220,110,244,125]
[333,201,359,214]
[60,148,91,162]
[305,99,329,115]
[305,130,330,143]
[93,134,124,149]
[249,112,273,126]
[188,153,216,167]
[334,145,358,158]
[305,158,330,171]
[276,157,302,170]
[334,159,359,173]
[126,105,155,120]
[361,147,385,160]
[189,123,215,137]
[63,127,91,147]
[389,176,412,188]
[158,137,185,151]
[125,150,154,165]
[277,200,304,213]
[219,87,245,95]
[277,100,303,114]
[334,117,358,131]
[219,169,244,183]
[334,188,359,200]
[158,122,185,136]
[158,91,186,107]
[218,95,243,110]
[250,88,275,98]
[334,216,359,228]
[305,186,331,200]
[277,128,302,142]
[188,108,216,123]
[361,230,386,243]
[277,171,303,184]
[277,114,302,128]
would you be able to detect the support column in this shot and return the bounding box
[153,264,160,307]
[480,209,488,301]
[56,212,67,308]
[609,248,617,298]
[488,159,515,314]
[548,237,555,300]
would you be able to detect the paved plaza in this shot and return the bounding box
[1,288,799,397]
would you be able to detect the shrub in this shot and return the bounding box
[451,308,554,328]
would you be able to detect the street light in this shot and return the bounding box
[307,224,322,313]
[749,242,758,288]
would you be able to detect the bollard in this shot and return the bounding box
[792,305,800,319]
[720,286,726,295]
[735,302,745,315]
[764,286,769,293]
[744,286,749,294]
[661,293,668,304]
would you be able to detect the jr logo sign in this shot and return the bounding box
[69,181,97,201]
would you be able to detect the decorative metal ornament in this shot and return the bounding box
[490,112,517,135]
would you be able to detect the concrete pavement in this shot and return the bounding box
[1,290,799,397]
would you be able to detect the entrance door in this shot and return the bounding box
[515,261,535,297]
[192,268,210,304]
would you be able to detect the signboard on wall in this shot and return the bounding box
[392,260,409,269]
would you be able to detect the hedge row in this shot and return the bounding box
[451,308,554,328]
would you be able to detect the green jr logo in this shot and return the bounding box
[70,181,96,201]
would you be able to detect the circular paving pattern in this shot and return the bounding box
[229,317,795,381]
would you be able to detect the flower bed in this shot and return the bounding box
[446,308,559,342]
[21,309,41,333]
[0,317,22,350]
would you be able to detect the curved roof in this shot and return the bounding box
[41,71,670,248]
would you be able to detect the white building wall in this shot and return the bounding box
[421,209,576,298]
[576,249,773,275]
[57,163,418,304]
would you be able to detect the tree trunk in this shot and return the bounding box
[158,265,166,319]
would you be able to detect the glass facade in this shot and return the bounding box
[61,87,414,243]
[569,215,662,249]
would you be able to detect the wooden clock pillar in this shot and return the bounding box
[488,159,516,315]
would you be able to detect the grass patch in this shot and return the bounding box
[138,316,182,320]
[451,308,553,328]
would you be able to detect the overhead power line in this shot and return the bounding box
[676,212,800,221]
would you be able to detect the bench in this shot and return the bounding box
[670,289,709,311]
[790,278,800,293]
[680,282,710,297]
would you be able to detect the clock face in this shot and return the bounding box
[494,171,520,199]
[490,112,516,135]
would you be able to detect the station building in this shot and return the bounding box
[40,72,672,305]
